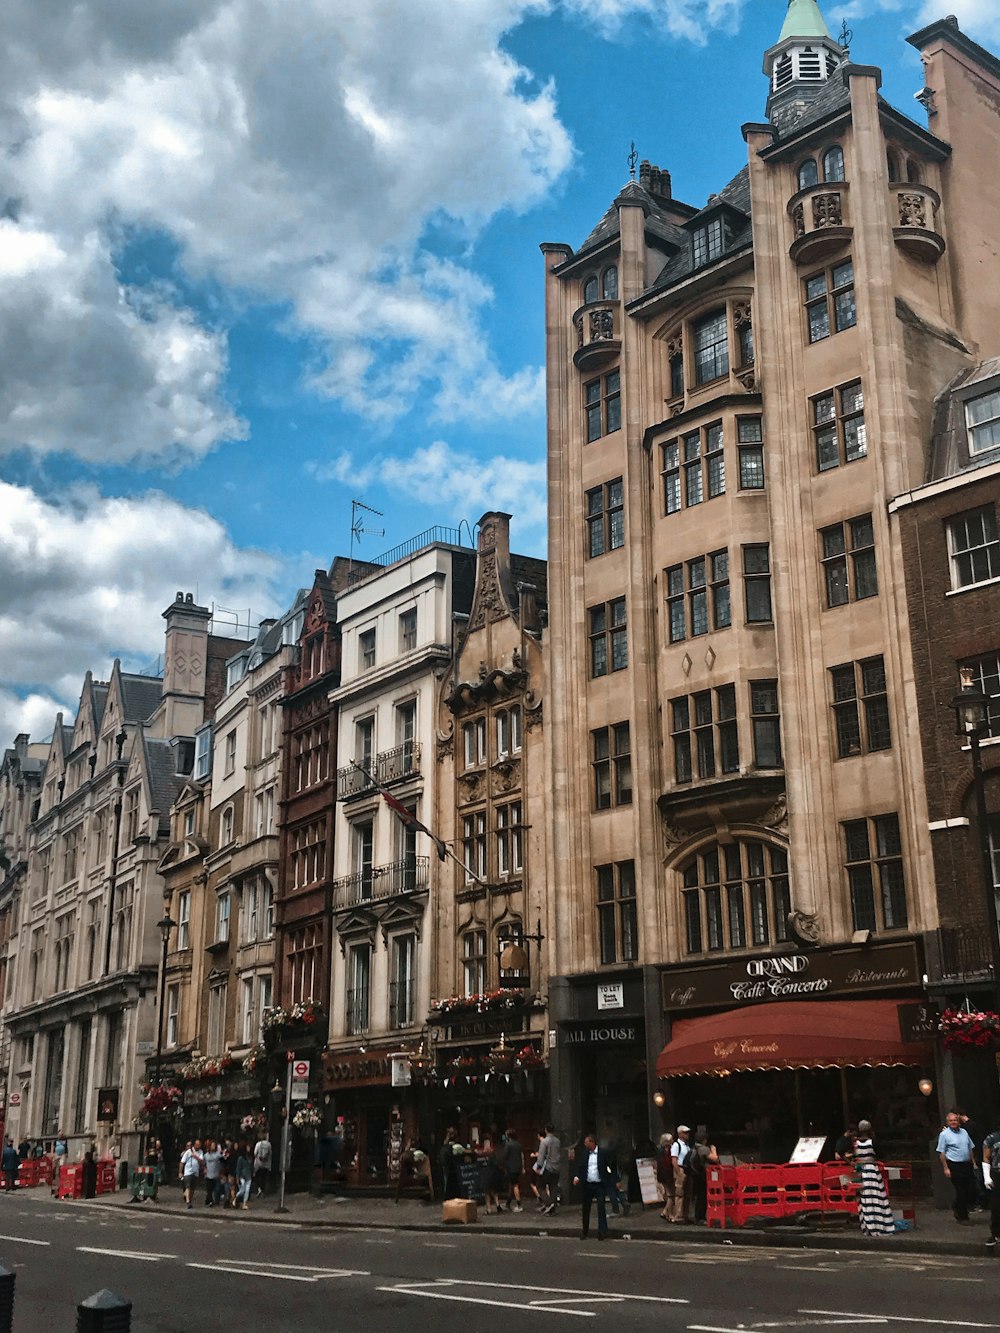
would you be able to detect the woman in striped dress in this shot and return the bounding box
[854,1119,895,1237]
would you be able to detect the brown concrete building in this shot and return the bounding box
[542,3,1000,1159]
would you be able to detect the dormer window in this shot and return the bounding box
[966,389,1000,456]
[693,217,727,268]
[602,266,618,300]
[583,275,599,304]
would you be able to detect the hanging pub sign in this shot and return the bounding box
[97,1087,120,1122]
[897,1001,940,1043]
[661,939,922,1012]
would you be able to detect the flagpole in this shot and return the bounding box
[348,759,486,886]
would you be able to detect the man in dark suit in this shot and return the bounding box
[572,1134,614,1239]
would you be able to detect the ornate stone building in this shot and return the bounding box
[2,596,242,1159]
[542,2,999,1155]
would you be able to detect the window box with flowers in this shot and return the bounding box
[138,1083,184,1118]
[262,999,323,1046]
[292,1103,322,1130]
[242,1044,266,1075]
[939,1008,1000,1053]
[179,1053,234,1081]
[430,989,531,1020]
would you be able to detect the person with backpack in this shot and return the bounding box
[689,1132,719,1224]
[668,1125,692,1223]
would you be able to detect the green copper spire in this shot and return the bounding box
[779,0,832,41]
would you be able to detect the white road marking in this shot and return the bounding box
[423,1242,456,1248]
[191,1265,318,1283]
[496,1246,532,1253]
[376,1284,595,1317]
[776,1265,837,1273]
[0,1235,49,1246]
[213,1260,369,1275]
[77,1247,175,1262]
[802,1311,1000,1329]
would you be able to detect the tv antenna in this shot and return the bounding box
[349,499,385,578]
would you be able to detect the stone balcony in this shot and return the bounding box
[890,183,945,263]
[788,182,852,265]
[572,300,622,371]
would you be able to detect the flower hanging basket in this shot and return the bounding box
[939,1008,1000,1053]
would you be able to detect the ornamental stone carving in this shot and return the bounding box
[573,312,584,348]
[897,192,928,228]
[763,794,788,830]
[458,771,484,803]
[792,202,805,238]
[590,307,614,341]
[491,759,520,794]
[787,910,822,947]
[813,192,842,229]
[468,550,506,630]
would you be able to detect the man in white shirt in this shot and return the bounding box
[179,1139,204,1210]
[572,1134,613,1239]
[669,1125,692,1223]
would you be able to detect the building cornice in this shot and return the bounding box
[888,457,1000,513]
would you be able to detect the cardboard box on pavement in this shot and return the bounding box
[442,1198,477,1224]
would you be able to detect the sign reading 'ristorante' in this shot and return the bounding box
[661,939,921,1012]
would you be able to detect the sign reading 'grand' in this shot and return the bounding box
[661,939,921,1012]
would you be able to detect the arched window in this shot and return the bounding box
[681,839,791,954]
[822,146,845,183]
[602,266,618,300]
[669,352,684,399]
[798,159,819,191]
[905,157,921,184]
[583,275,599,304]
[886,150,900,183]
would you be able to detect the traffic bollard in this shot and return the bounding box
[0,1262,15,1333]
[76,1289,131,1333]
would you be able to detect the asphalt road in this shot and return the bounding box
[0,1193,994,1333]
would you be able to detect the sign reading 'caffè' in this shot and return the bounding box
[661,939,921,1012]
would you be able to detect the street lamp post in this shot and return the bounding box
[154,915,177,1087]
[950,667,1000,1008]
[272,1052,293,1214]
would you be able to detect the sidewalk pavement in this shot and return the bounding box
[73,1183,996,1259]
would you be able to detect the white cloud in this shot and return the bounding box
[562,0,744,41]
[315,440,547,544]
[0,479,288,744]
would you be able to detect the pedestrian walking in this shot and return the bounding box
[690,1132,719,1224]
[981,1116,1000,1249]
[179,1139,204,1209]
[52,1131,67,1196]
[2,1138,19,1192]
[572,1134,614,1240]
[253,1132,272,1197]
[504,1129,524,1212]
[438,1127,457,1200]
[203,1138,221,1205]
[937,1109,977,1224]
[657,1133,675,1221]
[235,1142,253,1210]
[535,1124,561,1213]
[669,1125,692,1223]
[854,1120,895,1237]
[485,1139,507,1215]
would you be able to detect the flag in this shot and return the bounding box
[378,784,449,862]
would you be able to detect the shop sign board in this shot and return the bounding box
[788,1137,826,1164]
[291,1081,308,1102]
[8,1093,19,1108]
[597,983,624,1011]
[455,1157,487,1203]
[561,1020,643,1046]
[445,1014,526,1041]
[661,940,922,1012]
[323,1051,392,1088]
[635,1157,660,1207]
[897,1002,940,1043]
[391,1056,412,1088]
[184,1082,223,1107]
[97,1086,119,1121]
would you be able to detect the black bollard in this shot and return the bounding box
[0,1262,15,1333]
[76,1289,131,1333]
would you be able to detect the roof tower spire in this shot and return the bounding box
[764,0,846,132]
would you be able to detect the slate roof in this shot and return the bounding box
[769,73,852,139]
[641,166,753,298]
[928,360,1000,483]
[120,673,164,725]
[144,733,183,824]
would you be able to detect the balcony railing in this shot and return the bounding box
[935,925,992,985]
[572,300,622,371]
[788,182,851,265]
[347,986,370,1036]
[346,526,472,591]
[336,743,422,800]
[332,855,430,909]
[389,978,416,1029]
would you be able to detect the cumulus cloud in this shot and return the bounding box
[311,440,547,544]
[563,0,744,41]
[0,480,287,744]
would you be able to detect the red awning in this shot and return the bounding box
[656,999,933,1078]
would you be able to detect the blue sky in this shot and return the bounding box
[1,0,996,744]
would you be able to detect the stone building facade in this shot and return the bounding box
[542,2,1000,1156]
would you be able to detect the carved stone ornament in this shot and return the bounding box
[491,759,520,794]
[813,191,842,229]
[458,771,484,802]
[665,334,683,360]
[733,301,752,328]
[670,403,685,417]
[590,307,614,341]
[524,697,543,731]
[468,550,507,630]
[897,192,928,228]
[736,368,758,393]
[792,202,805,239]
[661,818,691,850]
[573,312,584,348]
[436,733,454,761]
[787,910,822,947]
[763,794,788,830]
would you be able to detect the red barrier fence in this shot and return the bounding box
[16,1160,38,1190]
[96,1160,117,1195]
[57,1164,83,1199]
[706,1161,915,1230]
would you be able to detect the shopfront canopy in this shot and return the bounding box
[656,999,933,1078]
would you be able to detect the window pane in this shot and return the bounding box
[844,820,870,862]
[739,445,765,489]
[808,301,830,342]
[849,866,877,932]
[598,903,617,964]
[684,893,702,953]
[753,718,781,768]
[705,888,724,950]
[853,549,878,600]
[727,885,746,949]
[620,899,638,961]
[805,274,828,302]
